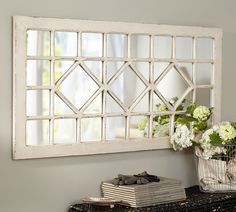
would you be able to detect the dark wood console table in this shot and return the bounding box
[68,186,236,212]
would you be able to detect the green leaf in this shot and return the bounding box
[193,121,208,133]
[187,104,196,114]
[184,116,198,122]
[209,132,222,145]
[176,117,189,126]
[176,105,184,111]
[231,122,236,129]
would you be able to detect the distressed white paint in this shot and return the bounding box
[13,16,222,159]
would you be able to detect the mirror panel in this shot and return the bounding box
[110,66,146,107]
[17,17,220,159]
[54,60,74,82]
[54,119,76,144]
[131,34,150,58]
[84,61,103,81]
[196,38,213,60]
[196,63,213,85]
[82,33,103,57]
[153,115,170,137]
[196,88,212,107]
[177,63,192,81]
[106,61,124,82]
[27,60,50,86]
[176,37,192,59]
[130,116,148,139]
[27,30,50,56]
[26,120,49,145]
[58,65,99,110]
[154,36,172,59]
[154,62,170,80]
[55,31,78,56]
[107,34,128,58]
[156,67,189,104]
[83,94,102,114]
[26,90,50,116]
[132,62,149,81]
[106,117,126,140]
[54,94,74,115]
[132,93,149,112]
[81,118,101,142]
[106,94,124,113]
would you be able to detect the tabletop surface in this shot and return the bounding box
[68,186,236,212]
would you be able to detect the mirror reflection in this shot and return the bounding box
[26,120,49,145]
[196,38,213,60]
[26,30,215,144]
[27,60,50,86]
[27,30,50,56]
[54,119,76,144]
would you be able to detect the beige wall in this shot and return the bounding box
[0,0,235,211]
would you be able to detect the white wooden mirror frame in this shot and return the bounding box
[13,16,222,159]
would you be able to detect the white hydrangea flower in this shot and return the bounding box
[170,125,194,151]
[212,124,220,131]
[202,148,215,159]
[218,122,236,141]
[193,106,211,121]
[202,146,226,159]
[199,128,214,144]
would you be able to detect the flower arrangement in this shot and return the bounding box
[169,100,236,160]
[170,101,212,151]
[198,122,236,159]
[138,97,236,160]
[138,97,189,137]
[140,97,236,192]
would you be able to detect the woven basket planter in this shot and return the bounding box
[195,145,236,192]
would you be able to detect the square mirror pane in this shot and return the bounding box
[154,36,172,59]
[131,34,150,58]
[130,116,148,139]
[27,30,50,56]
[106,117,125,140]
[27,60,50,86]
[81,118,101,142]
[196,38,213,60]
[55,31,78,56]
[54,119,76,144]
[26,120,49,145]
[153,114,170,137]
[82,33,103,57]
[196,88,212,107]
[176,37,192,59]
[26,90,50,116]
[196,63,213,85]
[107,34,128,57]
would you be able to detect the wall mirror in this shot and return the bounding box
[13,16,222,159]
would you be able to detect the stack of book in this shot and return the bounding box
[101,177,186,207]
